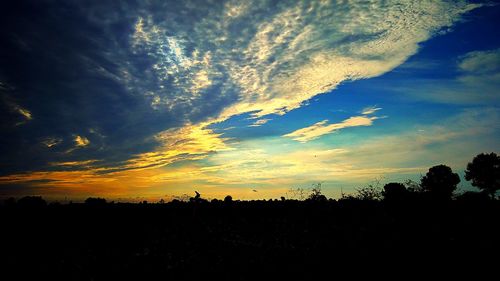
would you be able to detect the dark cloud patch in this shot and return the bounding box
[0,0,239,175]
[0,179,66,201]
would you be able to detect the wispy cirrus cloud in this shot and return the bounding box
[361,106,382,115]
[284,115,380,143]
[42,138,62,148]
[248,119,271,127]
[455,48,500,101]
[284,106,383,143]
[459,48,500,73]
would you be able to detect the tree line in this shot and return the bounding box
[380,152,498,202]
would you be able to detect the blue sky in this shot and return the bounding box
[0,0,499,201]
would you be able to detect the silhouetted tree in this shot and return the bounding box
[85,197,107,205]
[308,183,327,202]
[465,152,500,199]
[383,182,408,201]
[224,195,233,204]
[18,196,47,208]
[421,165,460,200]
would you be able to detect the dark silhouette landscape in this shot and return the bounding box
[1,153,499,280]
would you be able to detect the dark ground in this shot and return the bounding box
[1,198,499,280]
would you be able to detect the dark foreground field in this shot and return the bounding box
[1,198,499,280]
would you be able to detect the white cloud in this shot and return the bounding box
[284,115,379,143]
[459,48,500,74]
[361,106,382,115]
[217,0,478,118]
[123,1,477,119]
[457,49,500,94]
[248,118,271,127]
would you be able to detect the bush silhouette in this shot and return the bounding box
[465,152,500,199]
[421,165,460,200]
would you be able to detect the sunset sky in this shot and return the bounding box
[1,0,499,201]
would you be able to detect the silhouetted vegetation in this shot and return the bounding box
[421,164,460,200]
[306,183,327,202]
[84,197,107,206]
[224,195,233,204]
[383,182,408,201]
[353,179,383,201]
[1,153,498,279]
[17,196,47,208]
[465,152,500,199]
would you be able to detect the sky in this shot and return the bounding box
[1,0,499,202]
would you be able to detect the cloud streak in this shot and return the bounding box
[361,106,382,115]
[284,109,382,143]
[248,118,271,127]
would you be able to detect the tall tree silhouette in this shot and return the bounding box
[465,152,500,199]
[421,165,460,200]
